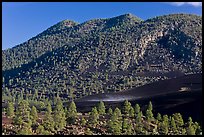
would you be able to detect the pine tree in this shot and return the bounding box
[145,101,154,122]
[122,118,128,133]
[53,97,66,131]
[134,104,140,116]
[108,108,113,116]
[187,117,193,127]
[129,106,135,117]
[170,117,178,134]
[36,125,45,135]
[17,123,32,135]
[85,128,92,135]
[136,111,142,124]
[160,115,169,135]
[6,102,14,118]
[126,122,133,135]
[30,106,38,125]
[181,128,187,135]
[123,100,131,116]
[43,103,55,132]
[156,113,162,122]
[97,101,106,115]
[186,117,196,135]
[108,110,122,135]
[81,117,86,126]
[66,101,77,124]
[194,122,202,135]
[187,125,196,135]
[14,100,32,128]
[173,113,184,128]
[114,107,122,120]
[89,107,99,127]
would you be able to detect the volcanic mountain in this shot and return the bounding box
[2,13,202,103]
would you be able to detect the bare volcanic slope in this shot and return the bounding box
[2,13,202,102]
[74,73,202,122]
[75,73,202,103]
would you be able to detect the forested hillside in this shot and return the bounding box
[2,13,202,103]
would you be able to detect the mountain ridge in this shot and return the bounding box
[2,13,202,102]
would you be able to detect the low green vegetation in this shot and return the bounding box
[2,100,202,135]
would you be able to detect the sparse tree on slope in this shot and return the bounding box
[6,101,14,118]
[66,101,77,124]
[53,97,66,131]
[97,101,106,115]
[89,107,99,127]
[30,106,38,125]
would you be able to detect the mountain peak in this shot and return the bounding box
[113,13,143,23]
[60,20,79,27]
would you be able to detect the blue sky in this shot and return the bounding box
[2,2,202,50]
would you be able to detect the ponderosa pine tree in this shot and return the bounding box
[170,117,178,134]
[123,100,131,116]
[122,118,128,133]
[160,115,169,135]
[43,103,55,132]
[81,117,86,126]
[97,101,106,115]
[30,106,38,125]
[129,106,135,117]
[66,101,77,124]
[14,100,32,128]
[53,97,66,131]
[186,117,196,135]
[145,101,154,122]
[108,109,122,135]
[36,125,45,135]
[17,123,32,135]
[6,101,14,118]
[89,107,99,127]
[134,104,140,115]
[173,113,184,128]
[108,108,113,116]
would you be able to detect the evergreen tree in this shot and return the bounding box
[134,104,140,115]
[136,111,142,124]
[123,100,131,116]
[81,117,86,126]
[36,125,45,135]
[122,118,128,133]
[170,117,178,134]
[145,101,154,122]
[187,125,196,135]
[6,102,14,118]
[53,97,66,131]
[181,128,187,135]
[108,110,122,135]
[114,107,122,120]
[97,101,106,115]
[43,103,55,132]
[173,113,184,127]
[66,101,77,124]
[129,106,135,117]
[30,106,38,125]
[156,113,162,122]
[85,128,92,135]
[194,122,202,135]
[160,115,169,135]
[17,123,32,135]
[187,117,193,127]
[186,117,196,135]
[126,122,133,135]
[107,108,113,116]
[14,100,32,128]
[89,107,99,127]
